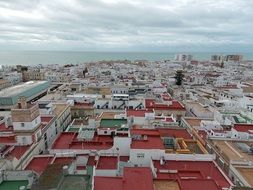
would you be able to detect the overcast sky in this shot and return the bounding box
[0,0,252,52]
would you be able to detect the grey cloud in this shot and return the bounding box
[0,0,252,51]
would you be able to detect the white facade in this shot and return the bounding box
[13,116,41,131]
[130,149,165,166]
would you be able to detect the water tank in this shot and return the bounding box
[62,165,69,176]
[19,186,26,190]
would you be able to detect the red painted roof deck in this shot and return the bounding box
[94,177,122,190]
[154,116,174,122]
[94,167,154,190]
[123,167,154,190]
[145,99,185,110]
[153,160,231,189]
[41,116,54,123]
[161,92,172,101]
[74,102,94,109]
[0,135,16,144]
[126,109,153,117]
[131,128,160,136]
[131,129,164,149]
[52,132,114,150]
[198,130,208,140]
[87,156,96,166]
[234,124,253,134]
[7,145,30,160]
[52,157,74,164]
[120,156,129,162]
[158,128,192,139]
[131,136,165,149]
[0,123,13,132]
[97,156,118,170]
[180,179,221,190]
[25,156,53,175]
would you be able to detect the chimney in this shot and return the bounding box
[18,96,27,109]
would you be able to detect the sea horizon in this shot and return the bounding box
[0,50,252,66]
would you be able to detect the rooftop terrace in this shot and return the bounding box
[94,167,154,190]
[52,132,114,150]
[0,180,28,190]
[235,167,253,187]
[100,118,127,128]
[153,160,232,190]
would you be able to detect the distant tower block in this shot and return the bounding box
[17,96,27,109]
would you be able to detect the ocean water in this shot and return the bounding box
[0,51,252,66]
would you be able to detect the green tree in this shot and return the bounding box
[83,67,88,77]
[175,70,184,86]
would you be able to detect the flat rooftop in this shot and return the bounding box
[41,115,54,123]
[0,81,48,97]
[97,112,124,120]
[25,156,54,175]
[6,145,30,160]
[153,160,232,190]
[52,132,114,150]
[38,93,62,102]
[131,129,165,149]
[185,102,212,113]
[53,103,68,116]
[154,180,180,190]
[158,128,192,139]
[211,140,253,163]
[94,167,154,190]
[184,117,202,127]
[97,156,118,170]
[58,175,89,190]
[0,180,28,190]
[100,119,127,128]
[235,167,253,187]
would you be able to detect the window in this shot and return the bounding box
[21,123,25,127]
[104,131,107,134]
[137,153,145,158]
